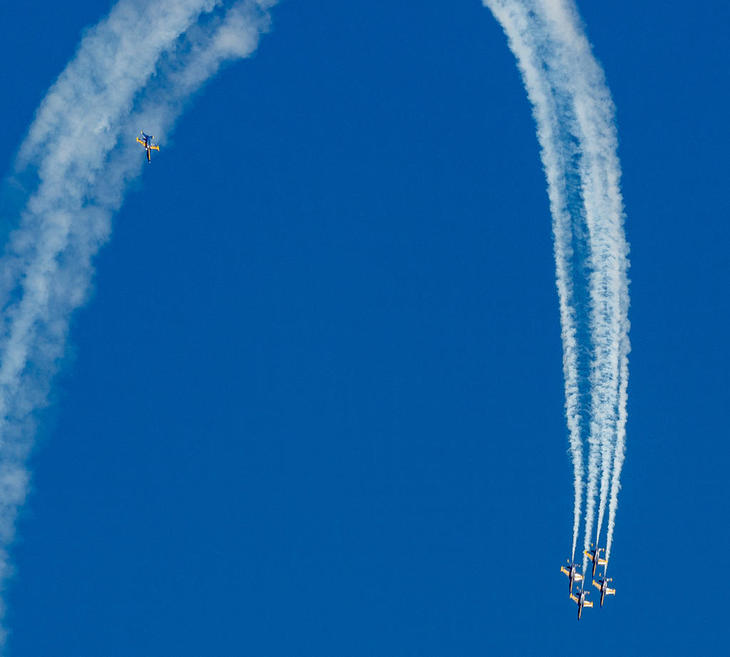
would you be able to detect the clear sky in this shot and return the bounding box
[0,1,728,655]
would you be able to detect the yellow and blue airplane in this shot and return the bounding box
[592,575,616,607]
[570,586,594,620]
[584,544,608,578]
[560,560,584,595]
[136,131,160,163]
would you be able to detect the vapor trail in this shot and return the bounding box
[0,0,275,645]
[606,321,630,562]
[480,0,587,562]
[483,0,629,568]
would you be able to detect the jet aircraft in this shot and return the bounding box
[136,131,160,163]
[570,586,594,620]
[592,576,616,607]
[560,560,583,594]
[584,544,607,578]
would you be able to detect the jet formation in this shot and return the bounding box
[560,545,616,620]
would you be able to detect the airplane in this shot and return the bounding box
[136,131,160,163]
[570,586,594,620]
[592,576,616,607]
[584,544,607,578]
[560,560,584,594]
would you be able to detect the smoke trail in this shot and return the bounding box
[0,0,275,645]
[483,0,630,568]
[537,0,629,562]
[606,318,630,562]
[480,0,587,562]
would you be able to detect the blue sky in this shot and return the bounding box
[0,1,728,655]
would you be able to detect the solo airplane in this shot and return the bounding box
[136,131,160,163]
[560,560,583,594]
[570,586,594,620]
[592,576,616,607]
[584,544,607,578]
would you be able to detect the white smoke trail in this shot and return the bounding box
[0,0,275,645]
[534,0,620,561]
[536,0,629,563]
[483,0,629,569]
[480,0,586,562]
[606,317,630,563]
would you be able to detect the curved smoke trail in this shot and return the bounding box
[483,0,630,569]
[481,0,587,564]
[0,0,275,645]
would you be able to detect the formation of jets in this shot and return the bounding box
[560,544,616,620]
[136,131,160,163]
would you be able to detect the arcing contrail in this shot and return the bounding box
[483,0,630,570]
[481,0,587,564]
[0,0,275,644]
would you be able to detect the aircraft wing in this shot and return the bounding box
[583,600,594,608]
[584,550,595,562]
[574,572,583,581]
[607,587,616,595]
[592,580,601,591]
[598,557,608,565]
[569,594,579,604]
[150,144,160,151]
[560,566,570,576]
[136,137,146,146]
